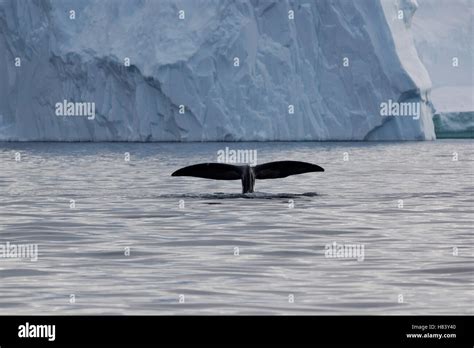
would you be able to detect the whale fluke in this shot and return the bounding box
[172,161,324,193]
[171,163,242,180]
[255,161,324,179]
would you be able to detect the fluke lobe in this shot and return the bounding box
[171,161,324,194]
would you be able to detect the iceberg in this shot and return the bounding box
[413,0,473,90]
[412,0,473,138]
[430,86,474,138]
[0,0,435,141]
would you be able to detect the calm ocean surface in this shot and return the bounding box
[0,141,472,314]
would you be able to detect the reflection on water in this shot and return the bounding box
[0,141,472,314]
[156,192,320,199]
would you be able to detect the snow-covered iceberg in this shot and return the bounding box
[0,0,435,141]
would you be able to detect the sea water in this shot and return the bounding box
[0,141,472,314]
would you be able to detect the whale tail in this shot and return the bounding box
[171,161,324,193]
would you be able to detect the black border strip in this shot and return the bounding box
[0,315,472,346]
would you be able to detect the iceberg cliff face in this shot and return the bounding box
[0,0,435,141]
[413,0,473,90]
[412,0,473,138]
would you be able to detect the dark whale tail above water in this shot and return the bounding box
[171,161,324,194]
